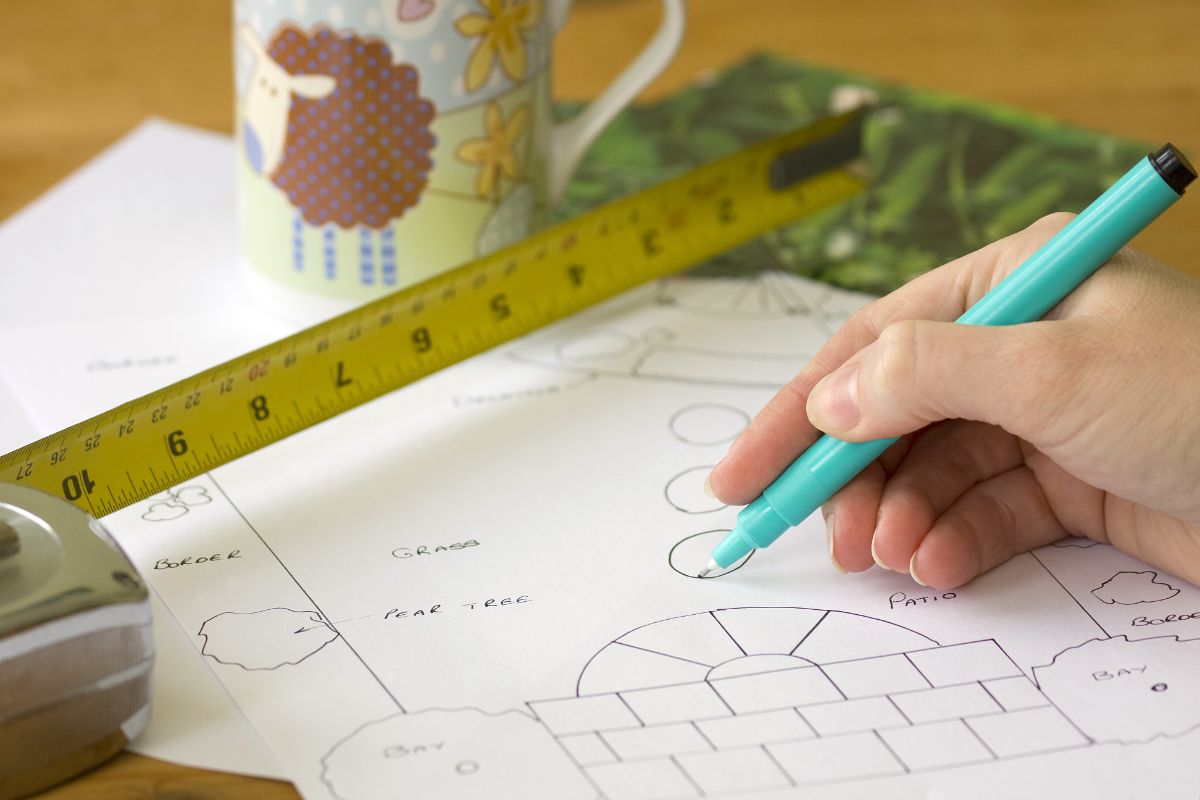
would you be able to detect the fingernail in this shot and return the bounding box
[702,476,716,498]
[870,535,890,571]
[909,552,928,587]
[810,365,861,433]
[826,514,847,573]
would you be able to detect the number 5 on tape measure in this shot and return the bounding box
[0,109,869,516]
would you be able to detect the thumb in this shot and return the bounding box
[805,318,1088,444]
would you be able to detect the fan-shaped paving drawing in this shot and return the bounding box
[654,274,816,318]
[576,609,937,694]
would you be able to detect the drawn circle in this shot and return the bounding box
[643,326,675,344]
[555,329,636,362]
[1151,683,1168,692]
[669,404,750,446]
[455,760,480,775]
[668,530,752,579]
[707,654,812,679]
[665,466,725,514]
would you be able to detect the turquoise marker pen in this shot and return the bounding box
[702,143,1196,575]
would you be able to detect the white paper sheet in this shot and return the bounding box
[0,119,288,780]
[88,274,1200,800]
[0,377,39,455]
[0,310,292,435]
[7,120,1200,798]
[0,120,264,328]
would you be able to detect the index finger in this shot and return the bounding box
[707,213,1072,504]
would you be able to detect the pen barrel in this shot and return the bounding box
[754,435,898,541]
[718,146,1192,567]
[958,156,1182,327]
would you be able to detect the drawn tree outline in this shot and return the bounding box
[1032,634,1200,745]
[319,706,594,800]
[1090,570,1181,605]
[198,607,340,671]
[140,484,213,523]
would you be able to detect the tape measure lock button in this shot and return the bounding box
[0,485,153,799]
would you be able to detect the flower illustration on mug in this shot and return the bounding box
[456,101,529,200]
[455,0,543,92]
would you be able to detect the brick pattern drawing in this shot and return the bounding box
[529,609,1092,799]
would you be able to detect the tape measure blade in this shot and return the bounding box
[0,110,869,515]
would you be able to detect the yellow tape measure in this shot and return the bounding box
[0,111,867,517]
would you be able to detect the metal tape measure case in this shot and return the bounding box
[0,484,152,798]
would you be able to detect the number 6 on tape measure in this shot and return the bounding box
[0,109,869,517]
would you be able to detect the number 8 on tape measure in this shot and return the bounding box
[1,109,868,517]
[0,109,866,795]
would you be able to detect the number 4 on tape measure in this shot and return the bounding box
[0,109,869,516]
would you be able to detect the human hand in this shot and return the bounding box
[707,213,1200,589]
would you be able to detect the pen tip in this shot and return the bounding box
[696,559,721,579]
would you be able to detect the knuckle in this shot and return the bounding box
[874,320,922,401]
[962,213,1081,305]
[979,487,1019,542]
[974,489,1020,571]
[996,213,1078,282]
[939,433,988,486]
[846,295,887,332]
[771,380,808,424]
[817,298,889,367]
[1028,211,1076,239]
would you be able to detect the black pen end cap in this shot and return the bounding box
[1151,144,1196,195]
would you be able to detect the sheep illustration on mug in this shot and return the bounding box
[238,23,437,284]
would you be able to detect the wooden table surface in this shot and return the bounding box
[4,0,1199,796]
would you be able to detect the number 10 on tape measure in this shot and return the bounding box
[1,109,868,516]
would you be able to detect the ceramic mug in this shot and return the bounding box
[233,0,686,320]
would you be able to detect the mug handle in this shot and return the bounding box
[544,0,687,207]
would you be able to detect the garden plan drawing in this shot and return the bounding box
[100,273,1200,799]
